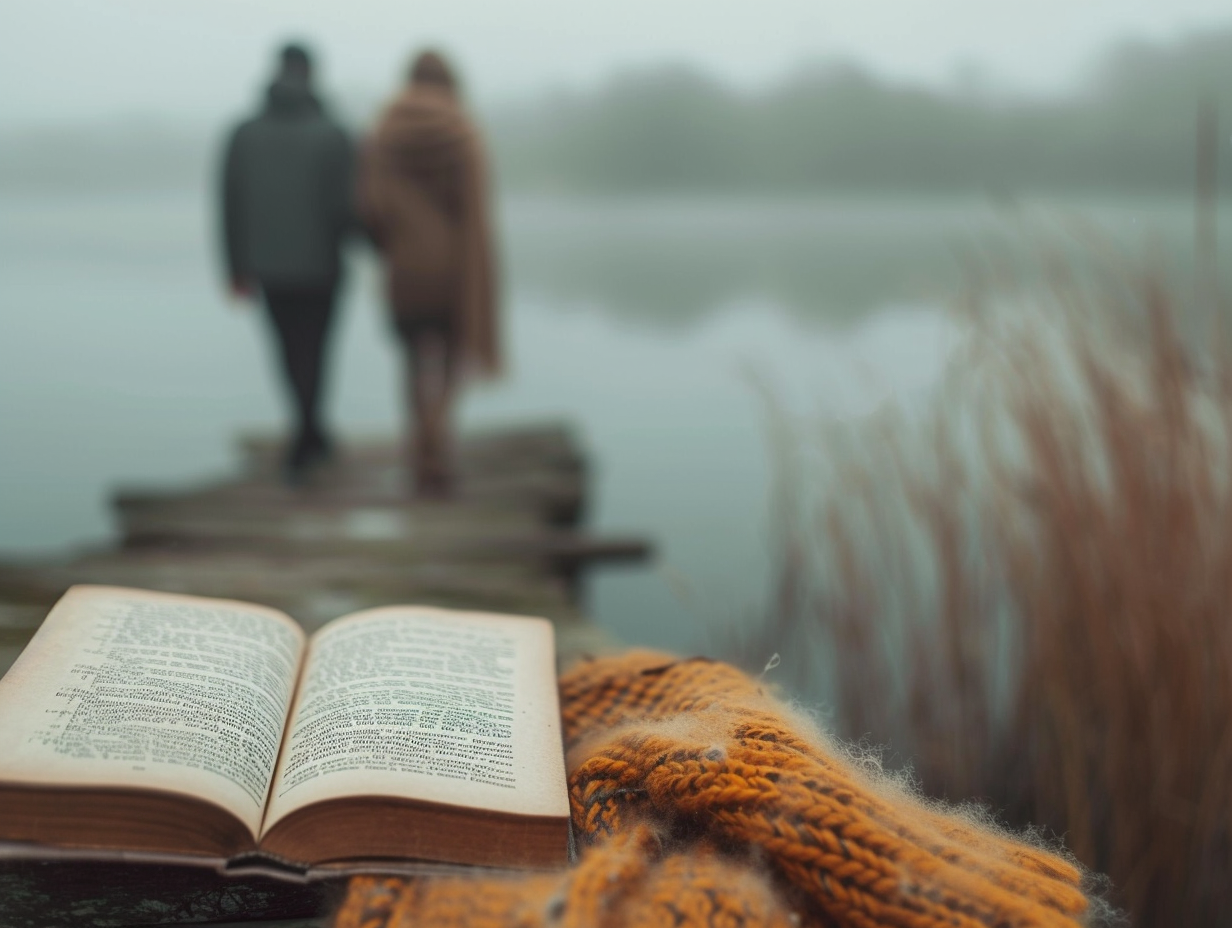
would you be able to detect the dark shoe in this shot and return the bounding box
[283,430,334,486]
[412,452,455,500]
[414,470,455,500]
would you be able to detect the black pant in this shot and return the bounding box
[263,282,338,445]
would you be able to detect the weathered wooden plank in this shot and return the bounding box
[115,471,585,522]
[236,426,585,502]
[117,504,544,549]
[115,425,590,532]
[0,856,339,928]
[238,422,582,471]
[0,552,582,629]
[0,846,594,928]
[120,530,651,563]
[117,522,652,573]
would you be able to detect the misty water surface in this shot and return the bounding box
[0,191,1205,652]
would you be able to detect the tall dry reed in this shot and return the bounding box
[746,255,1232,926]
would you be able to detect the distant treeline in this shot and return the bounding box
[490,28,1232,195]
[3,28,1232,195]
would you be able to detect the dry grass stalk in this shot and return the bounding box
[747,257,1232,926]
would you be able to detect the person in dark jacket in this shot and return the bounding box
[220,43,354,482]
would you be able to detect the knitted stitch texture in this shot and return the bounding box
[334,652,1094,928]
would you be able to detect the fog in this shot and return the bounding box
[4,0,1232,129]
[5,25,1232,199]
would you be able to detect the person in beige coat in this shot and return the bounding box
[358,50,500,496]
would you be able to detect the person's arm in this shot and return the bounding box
[327,126,360,243]
[354,136,389,249]
[219,125,254,300]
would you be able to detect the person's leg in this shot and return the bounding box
[433,325,459,486]
[264,283,338,478]
[402,328,428,488]
[403,322,457,496]
[295,282,339,455]
[262,287,307,435]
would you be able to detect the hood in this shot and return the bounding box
[375,87,471,174]
[263,77,322,118]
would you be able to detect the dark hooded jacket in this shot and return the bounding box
[220,78,354,287]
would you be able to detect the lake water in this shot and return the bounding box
[0,190,1212,654]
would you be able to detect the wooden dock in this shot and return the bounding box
[0,422,651,679]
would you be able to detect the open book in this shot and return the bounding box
[0,586,569,871]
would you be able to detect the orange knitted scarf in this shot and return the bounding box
[334,652,1096,928]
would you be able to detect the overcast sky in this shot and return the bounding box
[3,0,1231,128]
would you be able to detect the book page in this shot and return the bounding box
[262,606,568,836]
[0,586,305,839]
